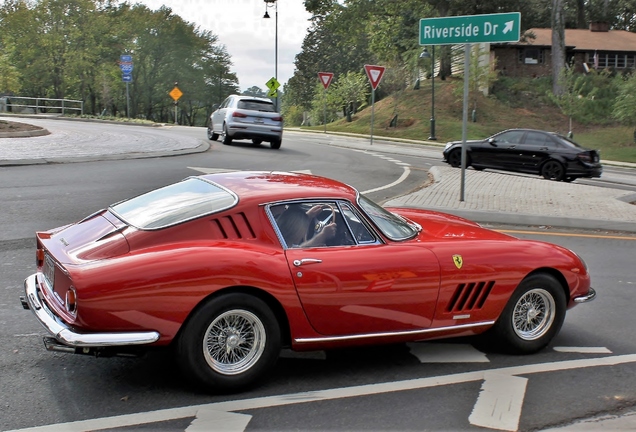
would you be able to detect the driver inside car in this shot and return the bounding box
[273,203,337,248]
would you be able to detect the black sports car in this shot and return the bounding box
[442,129,602,182]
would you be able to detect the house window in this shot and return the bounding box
[519,48,543,64]
[590,52,636,69]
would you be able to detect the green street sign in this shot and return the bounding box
[420,12,520,45]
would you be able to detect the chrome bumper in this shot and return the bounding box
[22,273,160,347]
[573,287,597,304]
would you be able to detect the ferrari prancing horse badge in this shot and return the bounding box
[452,254,463,269]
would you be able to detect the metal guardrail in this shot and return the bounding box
[0,96,83,115]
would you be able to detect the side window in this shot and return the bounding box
[524,132,555,148]
[340,202,376,244]
[270,202,356,248]
[494,131,525,144]
[220,97,232,109]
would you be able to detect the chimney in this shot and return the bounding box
[589,22,609,32]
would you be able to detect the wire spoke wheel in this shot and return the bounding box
[203,309,266,375]
[511,288,556,340]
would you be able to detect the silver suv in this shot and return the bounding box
[208,95,283,149]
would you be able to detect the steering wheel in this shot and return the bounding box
[313,205,335,234]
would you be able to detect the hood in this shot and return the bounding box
[447,139,483,147]
[389,208,515,241]
[38,210,130,264]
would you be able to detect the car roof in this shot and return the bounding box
[198,171,359,206]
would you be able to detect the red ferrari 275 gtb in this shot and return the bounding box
[21,171,596,392]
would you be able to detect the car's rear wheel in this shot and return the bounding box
[270,139,282,149]
[177,293,281,393]
[252,139,262,145]
[221,124,232,145]
[490,273,566,354]
[207,126,219,141]
[541,160,565,181]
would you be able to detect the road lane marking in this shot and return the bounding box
[408,343,490,363]
[11,354,636,432]
[498,229,636,241]
[553,346,612,354]
[469,372,527,431]
[362,166,411,194]
[185,409,251,432]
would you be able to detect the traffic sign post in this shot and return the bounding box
[318,72,334,133]
[265,77,280,101]
[419,13,520,201]
[364,65,386,145]
[170,83,182,124]
[119,54,133,118]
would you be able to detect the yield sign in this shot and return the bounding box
[364,64,386,90]
[318,72,334,89]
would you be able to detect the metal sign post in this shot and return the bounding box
[120,55,133,118]
[419,13,520,202]
[318,72,334,133]
[364,65,386,146]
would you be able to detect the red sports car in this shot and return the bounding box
[21,171,596,392]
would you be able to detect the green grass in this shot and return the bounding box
[302,77,636,163]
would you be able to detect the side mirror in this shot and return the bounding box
[488,138,497,146]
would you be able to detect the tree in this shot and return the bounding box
[551,0,566,96]
[243,86,267,97]
[0,45,21,94]
[613,73,636,144]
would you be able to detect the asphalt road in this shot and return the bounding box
[1,122,636,432]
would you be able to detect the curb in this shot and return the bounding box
[0,128,50,138]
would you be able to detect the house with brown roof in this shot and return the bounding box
[491,22,636,78]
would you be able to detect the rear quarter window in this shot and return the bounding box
[109,178,238,229]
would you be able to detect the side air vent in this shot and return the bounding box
[446,281,495,313]
[209,212,256,240]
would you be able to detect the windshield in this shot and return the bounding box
[358,195,418,241]
[109,177,238,229]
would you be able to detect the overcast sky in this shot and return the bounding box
[137,0,311,92]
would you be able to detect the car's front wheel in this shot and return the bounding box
[541,160,565,181]
[177,293,281,393]
[447,148,469,168]
[207,126,219,141]
[490,273,566,354]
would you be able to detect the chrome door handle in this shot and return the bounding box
[293,258,322,267]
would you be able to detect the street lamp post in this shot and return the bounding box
[263,0,278,111]
[419,46,437,141]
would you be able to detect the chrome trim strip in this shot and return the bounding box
[24,274,160,347]
[573,287,596,303]
[294,320,496,344]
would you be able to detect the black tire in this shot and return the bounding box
[221,124,232,145]
[177,293,281,393]
[447,148,469,168]
[541,160,565,181]
[270,139,282,149]
[207,126,218,141]
[490,273,566,354]
[252,139,263,145]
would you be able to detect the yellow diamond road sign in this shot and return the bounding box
[169,86,183,101]
[267,89,278,98]
[265,77,280,91]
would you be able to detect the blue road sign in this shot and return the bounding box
[120,64,133,73]
[120,54,132,63]
[122,74,133,83]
